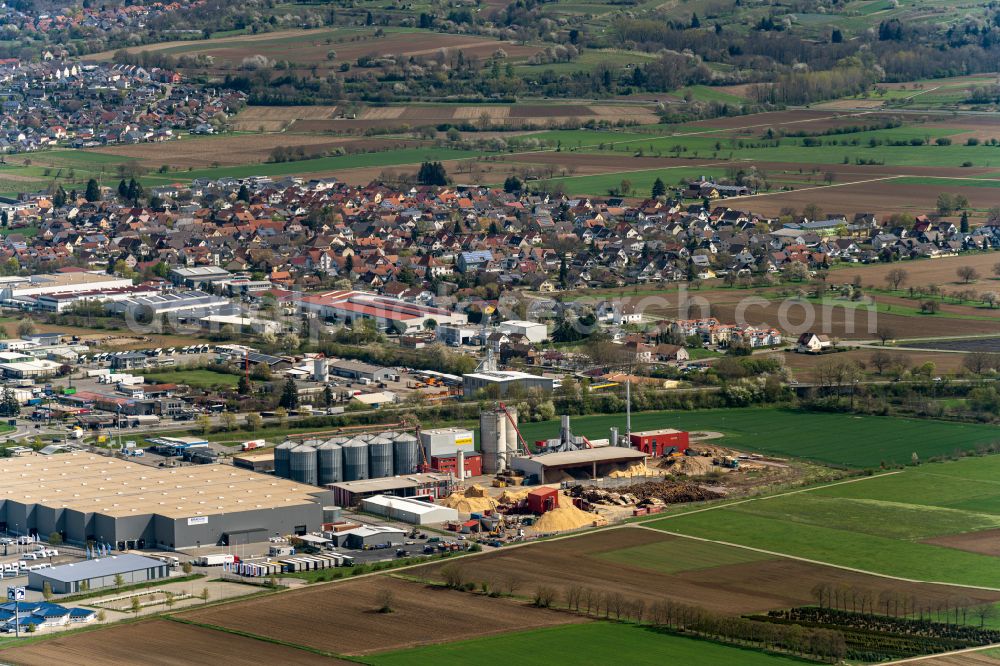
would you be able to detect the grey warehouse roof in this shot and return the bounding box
[33,554,165,583]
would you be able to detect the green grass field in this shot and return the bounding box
[144,369,240,389]
[513,408,1000,468]
[361,623,812,666]
[596,536,773,575]
[647,455,1000,588]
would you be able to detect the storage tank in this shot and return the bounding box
[610,426,619,447]
[289,443,318,486]
[317,441,343,486]
[322,506,341,524]
[343,440,369,481]
[480,408,507,474]
[393,433,420,475]
[504,405,518,459]
[381,431,400,441]
[274,440,297,479]
[313,358,329,382]
[368,436,394,479]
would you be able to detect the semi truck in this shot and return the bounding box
[194,554,238,566]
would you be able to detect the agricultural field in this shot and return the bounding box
[411,527,1000,614]
[179,576,587,656]
[515,408,1000,469]
[648,455,1000,588]
[361,623,812,666]
[0,619,343,665]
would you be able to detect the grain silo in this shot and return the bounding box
[368,436,394,479]
[317,441,344,486]
[289,443,318,486]
[274,440,297,479]
[504,405,518,459]
[480,407,507,474]
[343,439,369,481]
[393,433,420,475]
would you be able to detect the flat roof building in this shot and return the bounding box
[328,473,453,507]
[28,554,170,595]
[462,370,554,398]
[360,495,458,525]
[0,453,335,551]
[511,448,647,484]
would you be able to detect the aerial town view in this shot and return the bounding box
[0,0,998,663]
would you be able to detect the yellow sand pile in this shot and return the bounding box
[532,504,603,532]
[608,463,648,479]
[499,488,530,504]
[439,485,498,513]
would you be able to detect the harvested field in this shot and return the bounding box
[454,106,509,120]
[723,178,1000,219]
[924,529,1000,558]
[362,107,407,120]
[911,649,1000,665]
[837,253,1000,289]
[89,136,424,168]
[0,619,342,665]
[179,576,586,655]
[413,527,1000,615]
[231,105,337,131]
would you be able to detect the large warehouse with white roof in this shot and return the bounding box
[0,454,336,551]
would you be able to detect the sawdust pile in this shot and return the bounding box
[439,486,498,513]
[532,504,604,532]
[608,463,648,479]
[666,456,714,476]
[499,488,530,504]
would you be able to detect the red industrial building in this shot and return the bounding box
[527,487,559,514]
[629,428,689,456]
[429,452,483,478]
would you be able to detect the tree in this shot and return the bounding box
[957,266,980,283]
[279,377,300,409]
[503,176,521,193]
[0,388,20,417]
[417,161,448,186]
[651,177,666,198]
[245,413,263,431]
[875,326,895,346]
[114,574,125,588]
[921,300,940,314]
[182,561,193,575]
[960,210,970,233]
[322,385,334,407]
[42,581,52,601]
[165,592,176,610]
[85,178,101,202]
[375,588,395,613]
[870,350,893,375]
[197,414,212,436]
[17,319,36,337]
[884,268,908,291]
[118,179,128,199]
[237,374,252,395]
[48,532,62,546]
[221,411,237,431]
[130,596,142,616]
[237,184,250,201]
[784,262,809,282]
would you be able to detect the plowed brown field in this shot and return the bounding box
[925,529,1000,557]
[412,528,1000,615]
[0,619,343,666]
[179,576,586,655]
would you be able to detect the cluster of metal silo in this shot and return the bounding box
[275,431,426,486]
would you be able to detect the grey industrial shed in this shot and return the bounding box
[28,554,170,594]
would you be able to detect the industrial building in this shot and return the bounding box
[28,554,170,594]
[0,454,336,551]
[629,429,690,456]
[462,369,554,398]
[360,495,458,525]
[511,448,648,484]
[437,324,481,347]
[498,320,548,344]
[430,452,482,479]
[328,359,396,383]
[0,272,134,309]
[328,473,454,507]
[232,451,275,473]
[107,290,233,322]
[168,266,232,289]
[419,428,475,458]
[294,290,467,333]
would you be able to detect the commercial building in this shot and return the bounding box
[330,525,406,549]
[28,554,170,594]
[511,448,647,484]
[0,601,96,632]
[168,266,232,289]
[360,495,459,525]
[0,454,336,551]
[295,290,467,333]
[629,429,690,456]
[437,324,481,347]
[107,290,233,321]
[0,358,62,379]
[418,427,475,457]
[328,359,395,383]
[498,320,548,344]
[0,272,134,309]
[232,451,276,473]
[328,473,453,507]
[462,370,554,398]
